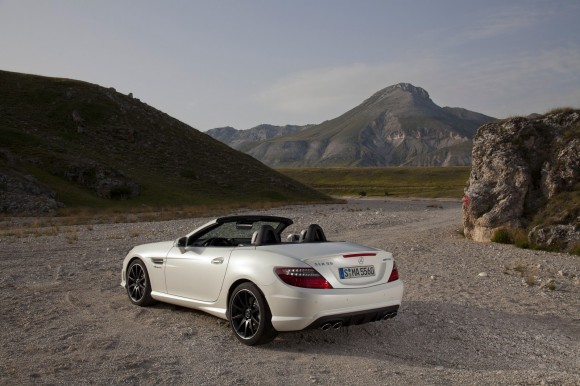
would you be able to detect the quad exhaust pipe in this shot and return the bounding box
[320,321,343,330]
[319,311,397,330]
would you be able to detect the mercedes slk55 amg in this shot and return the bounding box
[121,215,403,345]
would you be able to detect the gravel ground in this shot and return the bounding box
[1,198,578,385]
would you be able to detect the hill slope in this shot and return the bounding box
[224,83,494,167]
[0,70,330,213]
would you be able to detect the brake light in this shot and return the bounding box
[275,267,333,289]
[387,261,399,282]
[343,252,377,258]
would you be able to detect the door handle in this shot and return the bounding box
[211,257,224,265]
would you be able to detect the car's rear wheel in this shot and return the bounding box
[229,282,277,345]
[126,259,155,306]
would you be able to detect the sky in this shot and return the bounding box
[1,0,579,131]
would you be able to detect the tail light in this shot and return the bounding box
[387,261,399,282]
[275,267,333,289]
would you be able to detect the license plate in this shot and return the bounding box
[339,265,375,279]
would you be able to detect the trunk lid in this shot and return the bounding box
[264,242,395,289]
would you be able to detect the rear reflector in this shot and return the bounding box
[387,261,399,282]
[275,267,333,289]
[343,252,377,258]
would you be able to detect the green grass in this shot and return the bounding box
[491,228,512,244]
[277,166,471,198]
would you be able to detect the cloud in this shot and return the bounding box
[254,44,580,122]
[421,2,578,53]
[459,5,544,42]
[255,64,371,114]
[254,59,445,118]
[431,46,580,116]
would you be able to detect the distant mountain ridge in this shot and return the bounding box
[207,124,313,152]
[208,83,495,167]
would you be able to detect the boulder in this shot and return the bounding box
[0,172,64,213]
[59,161,140,199]
[528,224,579,251]
[463,110,579,251]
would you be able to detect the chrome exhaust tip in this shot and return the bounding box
[320,323,332,331]
[382,311,397,320]
[332,321,342,329]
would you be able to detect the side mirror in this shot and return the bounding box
[177,236,187,248]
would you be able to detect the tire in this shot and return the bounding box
[126,259,155,306]
[228,282,277,345]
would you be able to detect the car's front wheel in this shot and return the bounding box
[228,282,277,345]
[126,259,155,306]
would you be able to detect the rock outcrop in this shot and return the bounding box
[57,160,140,200]
[0,172,64,213]
[463,110,579,252]
[0,148,64,213]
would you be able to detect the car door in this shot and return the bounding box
[164,244,233,302]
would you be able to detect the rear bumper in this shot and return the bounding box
[306,305,399,330]
[263,279,403,331]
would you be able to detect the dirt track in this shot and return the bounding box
[1,199,579,385]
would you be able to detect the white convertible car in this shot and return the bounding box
[121,215,403,345]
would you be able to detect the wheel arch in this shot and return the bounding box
[125,256,145,280]
[225,279,251,320]
[124,256,156,306]
[225,279,272,321]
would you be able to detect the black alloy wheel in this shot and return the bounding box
[229,283,277,345]
[126,260,155,306]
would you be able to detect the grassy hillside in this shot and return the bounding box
[278,167,471,198]
[0,70,332,213]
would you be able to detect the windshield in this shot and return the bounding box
[202,221,281,240]
[188,219,287,247]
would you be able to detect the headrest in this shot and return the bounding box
[299,224,327,242]
[253,224,280,246]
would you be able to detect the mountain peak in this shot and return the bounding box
[394,83,429,98]
[377,83,430,99]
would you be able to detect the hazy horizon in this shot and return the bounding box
[1,0,579,131]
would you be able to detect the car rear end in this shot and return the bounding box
[262,242,403,332]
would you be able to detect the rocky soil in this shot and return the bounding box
[1,199,578,385]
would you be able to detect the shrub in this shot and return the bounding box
[569,242,580,256]
[109,185,134,200]
[512,229,530,249]
[359,191,367,197]
[546,106,575,115]
[491,227,533,248]
[491,228,512,244]
[525,275,537,286]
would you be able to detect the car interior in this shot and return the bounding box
[189,220,328,247]
[252,223,327,246]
